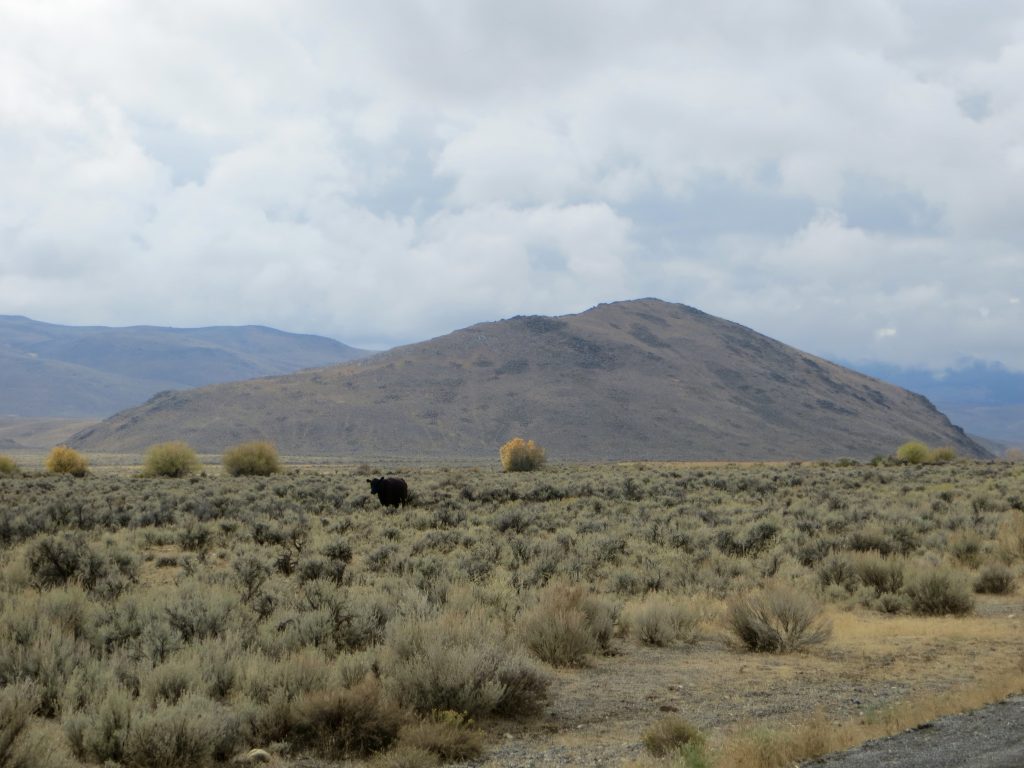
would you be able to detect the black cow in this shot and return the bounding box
[367,476,409,509]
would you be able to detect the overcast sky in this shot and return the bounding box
[2,1,1022,370]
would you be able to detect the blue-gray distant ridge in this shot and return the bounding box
[0,315,371,418]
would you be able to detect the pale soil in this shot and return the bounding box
[458,597,1024,767]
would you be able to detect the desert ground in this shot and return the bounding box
[1,453,1022,767]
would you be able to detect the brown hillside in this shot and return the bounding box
[69,299,988,460]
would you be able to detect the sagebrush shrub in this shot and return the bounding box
[385,607,549,716]
[904,566,974,615]
[371,744,440,768]
[396,710,484,762]
[1,682,38,763]
[950,531,983,568]
[518,583,616,666]
[623,594,702,647]
[0,454,21,477]
[289,674,405,758]
[929,446,956,463]
[726,585,831,652]
[24,533,102,589]
[818,554,858,591]
[500,438,546,472]
[143,441,201,478]
[849,552,905,596]
[120,696,218,768]
[45,445,88,476]
[996,511,1024,562]
[222,441,281,476]
[64,685,133,764]
[973,562,1015,594]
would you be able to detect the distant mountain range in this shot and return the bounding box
[70,299,989,461]
[850,362,1023,448]
[0,316,370,419]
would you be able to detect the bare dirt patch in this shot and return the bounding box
[470,598,1024,767]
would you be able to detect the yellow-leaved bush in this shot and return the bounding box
[499,438,546,472]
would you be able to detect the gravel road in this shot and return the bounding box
[802,695,1024,768]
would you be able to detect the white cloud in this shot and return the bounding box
[1,0,1023,369]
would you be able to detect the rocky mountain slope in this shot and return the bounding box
[70,299,989,460]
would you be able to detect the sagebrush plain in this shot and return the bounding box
[1,456,1023,767]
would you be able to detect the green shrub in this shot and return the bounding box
[0,454,21,477]
[143,441,201,478]
[726,585,831,652]
[904,566,974,615]
[499,438,546,472]
[895,441,930,465]
[929,446,956,463]
[45,445,88,476]
[222,441,281,477]
[973,562,1015,595]
[642,714,706,758]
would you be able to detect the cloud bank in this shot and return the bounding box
[1,1,1022,368]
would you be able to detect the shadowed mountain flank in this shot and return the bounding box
[0,316,370,418]
[69,299,989,460]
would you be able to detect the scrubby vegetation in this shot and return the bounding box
[143,441,201,478]
[0,454,21,477]
[222,441,281,476]
[499,438,546,472]
[726,585,831,652]
[895,441,956,465]
[0,458,1021,765]
[643,714,708,762]
[45,445,88,476]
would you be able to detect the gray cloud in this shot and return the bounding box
[1,1,1022,368]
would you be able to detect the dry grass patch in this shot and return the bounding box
[713,668,1024,768]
